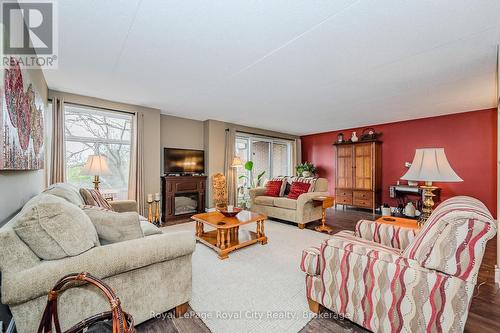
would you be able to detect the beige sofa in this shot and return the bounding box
[0,183,195,333]
[249,178,329,228]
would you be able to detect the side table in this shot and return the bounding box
[312,196,335,234]
[375,216,421,231]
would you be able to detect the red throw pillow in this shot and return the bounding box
[265,180,283,197]
[287,182,311,199]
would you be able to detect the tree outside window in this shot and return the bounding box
[63,104,132,199]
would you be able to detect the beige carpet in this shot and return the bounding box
[163,220,330,333]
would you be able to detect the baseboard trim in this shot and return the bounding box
[495,265,500,286]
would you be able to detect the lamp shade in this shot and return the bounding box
[401,148,462,182]
[81,155,111,176]
[231,156,243,168]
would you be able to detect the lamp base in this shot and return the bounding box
[418,185,438,225]
[92,175,100,190]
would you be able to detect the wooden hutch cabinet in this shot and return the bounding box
[334,141,382,214]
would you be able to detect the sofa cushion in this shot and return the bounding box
[13,194,99,260]
[82,206,144,244]
[269,177,288,196]
[80,188,114,210]
[1,230,196,305]
[287,181,311,199]
[43,183,84,206]
[141,221,163,236]
[254,196,275,207]
[288,176,317,192]
[273,197,297,210]
[264,180,283,197]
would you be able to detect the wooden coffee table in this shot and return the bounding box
[191,210,268,260]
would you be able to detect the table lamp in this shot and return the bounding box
[81,155,111,190]
[401,148,462,224]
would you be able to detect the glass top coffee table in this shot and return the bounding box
[191,210,268,259]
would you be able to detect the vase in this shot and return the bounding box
[302,171,312,177]
[351,131,359,142]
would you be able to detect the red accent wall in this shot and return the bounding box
[301,109,498,217]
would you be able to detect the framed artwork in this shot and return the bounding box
[0,57,45,170]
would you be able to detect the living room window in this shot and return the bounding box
[235,134,292,189]
[63,104,133,199]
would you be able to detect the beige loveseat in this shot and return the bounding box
[249,178,329,228]
[0,183,195,333]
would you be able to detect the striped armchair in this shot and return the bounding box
[300,196,496,333]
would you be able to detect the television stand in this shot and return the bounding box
[161,175,207,223]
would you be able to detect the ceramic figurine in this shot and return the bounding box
[404,202,416,217]
[337,133,344,143]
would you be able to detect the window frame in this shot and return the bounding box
[235,133,293,187]
[62,102,134,199]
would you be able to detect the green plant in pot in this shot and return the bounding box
[238,161,266,188]
[237,161,266,209]
[296,161,317,177]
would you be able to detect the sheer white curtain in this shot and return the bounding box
[49,97,66,184]
[224,128,237,206]
[128,112,145,215]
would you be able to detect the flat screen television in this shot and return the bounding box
[164,148,205,175]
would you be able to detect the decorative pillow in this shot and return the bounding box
[43,183,84,206]
[14,194,99,260]
[287,182,311,199]
[264,180,283,197]
[283,181,292,197]
[288,177,317,192]
[283,182,292,196]
[82,206,144,245]
[80,188,114,211]
[140,221,163,236]
[269,177,288,196]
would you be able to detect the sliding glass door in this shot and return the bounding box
[235,134,292,190]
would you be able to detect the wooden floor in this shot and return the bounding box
[138,207,499,333]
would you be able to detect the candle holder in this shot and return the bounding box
[154,199,161,226]
[147,199,154,223]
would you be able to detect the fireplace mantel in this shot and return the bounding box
[161,175,207,222]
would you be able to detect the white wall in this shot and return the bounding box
[160,114,204,173]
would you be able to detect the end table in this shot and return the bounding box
[312,196,334,234]
[375,216,421,230]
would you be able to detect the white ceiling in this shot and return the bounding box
[43,0,500,135]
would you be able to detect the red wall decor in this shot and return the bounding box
[301,109,497,217]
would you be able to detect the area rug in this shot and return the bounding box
[163,220,330,333]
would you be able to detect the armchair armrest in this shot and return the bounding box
[109,199,137,213]
[300,246,321,276]
[249,187,267,201]
[355,219,418,251]
[296,191,330,207]
[1,231,195,305]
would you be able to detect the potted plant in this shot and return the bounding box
[296,162,317,177]
[237,161,266,208]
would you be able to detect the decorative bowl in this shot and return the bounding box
[219,207,242,217]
